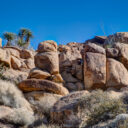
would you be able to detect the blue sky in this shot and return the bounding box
[0,0,127,49]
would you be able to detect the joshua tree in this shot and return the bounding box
[24,29,33,49]
[18,28,33,49]
[3,32,16,46]
[18,28,27,42]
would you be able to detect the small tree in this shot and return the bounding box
[3,32,16,46]
[18,28,33,49]
[18,28,28,42]
[24,29,33,49]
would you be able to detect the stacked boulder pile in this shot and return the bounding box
[58,42,85,92]
[18,40,69,96]
[82,32,128,90]
[0,46,35,83]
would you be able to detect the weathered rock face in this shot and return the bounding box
[5,47,20,58]
[61,71,78,83]
[11,56,21,70]
[58,42,84,92]
[58,42,84,69]
[18,79,69,96]
[1,47,36,71]
[84,52,106,89]
[38,40,57,53]
[50,91,89,125]
[106,58,128,89]
[31,40,63,84]
[65,82,84,92]
[82,42,128,90]
[84,43,106,55]
[35,52,59,74]
[82,43,106,90]
[113,43,128,70]
[106,48,119,58]
[28,68,51,79]
[0,48,11,67]
[35,40,59,75]
[20,49,34,59]
[51,73,64,83]
[24,58,35,69]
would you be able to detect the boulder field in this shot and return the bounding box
[1,33,128,91]
[1,32,128,127]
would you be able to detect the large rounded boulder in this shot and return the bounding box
[37,40,57,53]
[35,52,59,74]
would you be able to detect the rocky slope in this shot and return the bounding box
[0,32,128,127]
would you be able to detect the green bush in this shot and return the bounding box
[79,90,126,128]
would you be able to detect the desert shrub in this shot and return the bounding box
[0,63,9,80]
[121,92,128,112]
[0,80,35,126]
[79,90,126,128]
[5,108,34,126]
[117,118,128,128]
[0,63,18,84]
[27,93,61,118]
[0,80,32,109]
[86,99,126,127]
[118,120,128,128]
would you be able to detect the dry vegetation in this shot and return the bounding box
[0,78,127,127]
[77,90,127,128]
[0,80,34,126]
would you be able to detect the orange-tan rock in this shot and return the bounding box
[113,43,128,70]
[0,48,11,67]
[35,52,59,74]
[28,68,51,79]
[18,79,69,96]
[11,56,21,70]
[84,52,106,89]
[106,58,128,89]
[20,49,33,59]
[37,40,57,53]
[51,73,64,83]
[5,47,20,58]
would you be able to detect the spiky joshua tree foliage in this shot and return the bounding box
[3,32,16,46]
[18,28,33,49]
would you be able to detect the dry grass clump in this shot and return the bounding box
[5,108,34,126]
[29,95,60,115]
[0,80,32,110]
[0,80,35,126]
[79,90,126,128]
[86,99,126,127]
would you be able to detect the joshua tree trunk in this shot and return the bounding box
[24,38,30,49]
[6,40,11,46]
[26,41,30,49]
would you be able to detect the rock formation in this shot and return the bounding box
[1,32,128,127]
[1,33,128,91]
[58,42,85,92]
[82,41,128,90]
[18,40,69,96]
